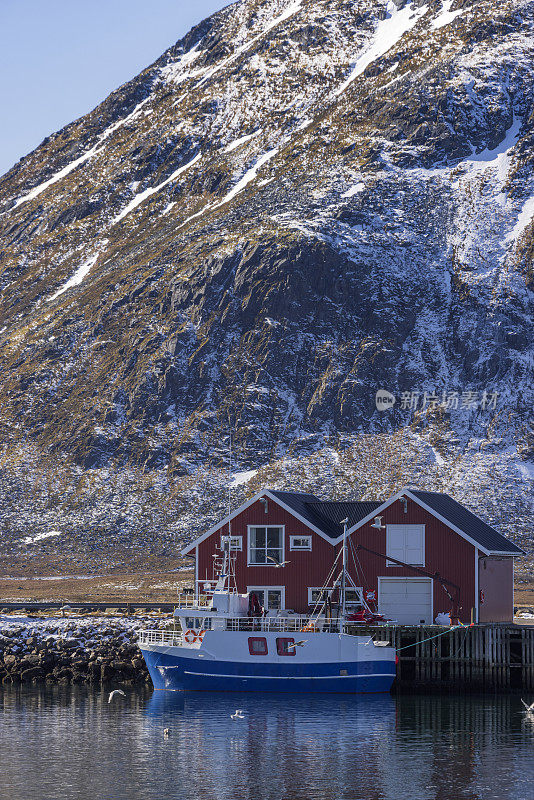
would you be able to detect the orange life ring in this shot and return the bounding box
[197,629,206,641]
[184,629,197,644]
[300,624,317,633]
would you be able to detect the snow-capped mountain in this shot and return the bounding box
[0,0,532,571]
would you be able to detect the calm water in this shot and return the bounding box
[0,687,533,800]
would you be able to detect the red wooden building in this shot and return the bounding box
[182,488,523,624]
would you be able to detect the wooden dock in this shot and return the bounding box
[349,623,534,693]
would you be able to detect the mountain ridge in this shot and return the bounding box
[0,0,532,573]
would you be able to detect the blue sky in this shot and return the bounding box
[0,0,229,177]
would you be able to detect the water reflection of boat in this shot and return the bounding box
[139,524,396,693]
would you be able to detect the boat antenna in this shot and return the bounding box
[228,430,232,536]
[341,517,348,617]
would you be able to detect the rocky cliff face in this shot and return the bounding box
[0,0,532,571]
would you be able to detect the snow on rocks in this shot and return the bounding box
[431,0,464,30]
[23,531,62,545]
[231,469,258,486]
[334,1,429,97]
[112,152,202,225]
[0,615,166,686]
[504,194,534,248]
[48,255,99,301]
[195,0,304,90]
[11,99,151,211]
[224,132,261,153]
[341,182,365,198]
[178,147,279,229]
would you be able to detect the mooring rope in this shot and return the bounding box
[395,624,467,652]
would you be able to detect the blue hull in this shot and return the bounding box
[140,648,396,693]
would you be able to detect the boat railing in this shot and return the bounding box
[175,593,212,608]
[138,629,184,646]
[224,616,340,633]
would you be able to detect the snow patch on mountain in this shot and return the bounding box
[11,99,151,211]
[23,531,62,545]
[334,1,429,97]
[464,114,522,177]
[231,469,258,486]
[112,151,202,225]
[224,132,260,153]
[504,194,534,246]
[179,147,279,228]
[196,0,303,89]
[48,254,99,301]
[341,182,365,198]
[431,0,464,30]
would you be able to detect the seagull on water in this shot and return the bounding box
[266,556,290,568]
[231,709,245,720]
[164,728,170,738]
[108,689,126,703]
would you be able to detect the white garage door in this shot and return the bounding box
[379,578,433,624]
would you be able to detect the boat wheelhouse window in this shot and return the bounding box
[248,526,284,565]
[221,535,242,551]
[247,587,284,611]
[248,637,268,656]
[290,535,312,551]
[184,617,210,630]
[276,638,296,656]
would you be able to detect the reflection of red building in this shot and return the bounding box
[182,488,523,624]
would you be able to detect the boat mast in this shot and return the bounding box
[341,517,348,616]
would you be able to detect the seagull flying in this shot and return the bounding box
[521,699,534,715]
[266,556,290,567]
[231,709,245,720]
[108,689,126,703]
[371,516,386,530]
[286,640,307,649]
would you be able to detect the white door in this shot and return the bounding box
[379,578,433,624]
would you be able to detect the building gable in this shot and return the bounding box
[345,488,523,556]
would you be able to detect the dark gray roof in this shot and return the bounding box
[268,491,337,537]
[307,501,382,537]
[269,491,380,540]
[270,489,524,553]
[409,490,524,555]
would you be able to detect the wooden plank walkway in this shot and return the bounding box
[347,623,534,692]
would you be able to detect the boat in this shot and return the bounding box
[138,520,397,693]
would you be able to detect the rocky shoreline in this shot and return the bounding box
[0,616,163,686]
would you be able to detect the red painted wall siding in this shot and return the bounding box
[479,557,514,623]
[347,497,476,624]
[194,495,514,623]
[197,498,337,611]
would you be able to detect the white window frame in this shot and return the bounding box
[290,535,312,551]
[247,524,285,566]
[221,534,242,551]
[307,587,335,606]
[344,586,364,605]
[386,524,425,567]
[247,586,286,613]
